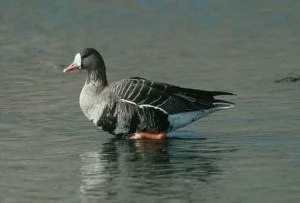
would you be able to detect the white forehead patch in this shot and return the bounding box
[73,53,82,68]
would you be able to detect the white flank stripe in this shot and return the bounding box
[120,99,168,114]
[139,104,168,114]
[120,99,136,105]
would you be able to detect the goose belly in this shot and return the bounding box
[96,101,170,136]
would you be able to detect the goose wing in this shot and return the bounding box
[108,77,234,114]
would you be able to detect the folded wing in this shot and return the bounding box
[108,77,234,115]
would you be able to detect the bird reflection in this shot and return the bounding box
[79,134,235,202]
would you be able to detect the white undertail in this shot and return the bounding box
[168,102,234,131]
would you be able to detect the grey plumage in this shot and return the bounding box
[64,48,235,138]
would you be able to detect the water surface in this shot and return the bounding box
[1,0,300,202]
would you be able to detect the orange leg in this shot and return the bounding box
[129,132,167,140]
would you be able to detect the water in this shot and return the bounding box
[1,0,300,202]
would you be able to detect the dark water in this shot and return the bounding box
[1,0,300,202]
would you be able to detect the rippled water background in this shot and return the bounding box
[1,0,300,202]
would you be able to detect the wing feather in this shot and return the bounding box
[107,77,234,114]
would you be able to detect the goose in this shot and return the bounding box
[63,48,234,140]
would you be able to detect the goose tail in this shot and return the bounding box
[213,99,235,110]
